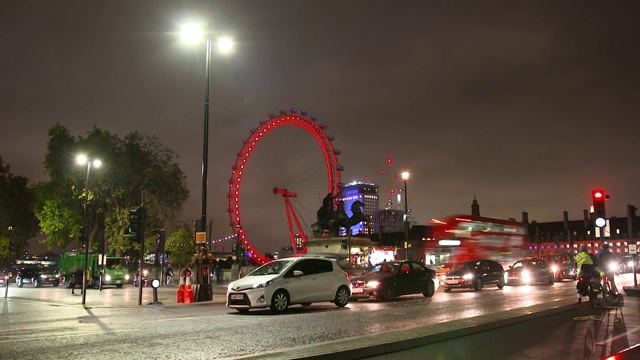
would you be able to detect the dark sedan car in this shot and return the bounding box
[442,259,505,291]
[16,266,60,287]
[350,261,438,301]
[505,258,554,286]
[540,254,577,281]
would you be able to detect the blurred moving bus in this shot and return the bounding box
[429,215,528,275]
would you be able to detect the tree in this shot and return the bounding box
[165,227,196,269]
[0,157,39,259]
[35,125,189,256]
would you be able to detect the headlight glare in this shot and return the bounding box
[462,274,474,280]
[366,280,380,288]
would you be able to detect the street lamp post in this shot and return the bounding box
[76,155,101,306]
[401,171,410,260]
[180,23,234,238]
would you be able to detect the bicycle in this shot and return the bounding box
[601,272,618,304]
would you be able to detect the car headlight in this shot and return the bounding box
[105,274,111,281]
[462,274,474,280]
[521,271,530,283]
[609,264,618,272]
[252,280,273,289]
[366,280,380,288]
[125,274,130,280]
[628,262,634,268]
[551,266,558,273]
[55,274,59,278]
[440,275,447,281]
[143,270,148,276]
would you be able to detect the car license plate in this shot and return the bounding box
[446,280,458,285]
[116,280,122,284]
[230,294,243,300]
[352,288,364,294]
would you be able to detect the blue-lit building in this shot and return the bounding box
[340,182,379,235]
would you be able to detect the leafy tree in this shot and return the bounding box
[165,227,196,269]
[0,157,39,259]
[35,125,189,256]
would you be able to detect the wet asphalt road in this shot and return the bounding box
[1,275,637,359]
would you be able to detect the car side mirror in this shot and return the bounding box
[293,270,304,277]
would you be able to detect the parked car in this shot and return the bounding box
[540,253,577,281]
[15,266,60,287]
[226,256,351,314]
[441,259,505,291]
[350,260,438,301]
[505,258,555,286]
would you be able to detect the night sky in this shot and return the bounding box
[2,1,640,249]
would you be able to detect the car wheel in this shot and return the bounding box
[270,290,290,314]
[444,287,452,292]
[382,284,396,301]
[474,278,483,291]
[33,278,41,288]
[334,286,350,307]
[497,277,505,289]
[423,280,435,298]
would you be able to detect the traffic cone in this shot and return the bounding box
[176,276,185,303]
[184,276,193,304]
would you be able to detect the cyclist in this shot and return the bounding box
[575,244,597,279]
[597,243,620,297]
[165,265,174,286]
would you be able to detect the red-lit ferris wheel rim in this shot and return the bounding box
[227,108,344,264]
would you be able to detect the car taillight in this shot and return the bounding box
[343,271,349,280]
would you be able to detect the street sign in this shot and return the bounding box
[629,244,637,255]
[195,232,207,244]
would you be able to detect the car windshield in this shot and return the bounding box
[249,260,295,276]
[452,262,477,271]
[369,263,399,274]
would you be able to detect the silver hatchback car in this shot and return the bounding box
[226,256,351,314]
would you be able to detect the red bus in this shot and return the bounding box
[429,215,528,274]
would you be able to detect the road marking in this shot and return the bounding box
[596,327,640,346]
[574,315,602,321]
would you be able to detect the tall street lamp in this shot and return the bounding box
[401,171,410,259]
[179,23,233,240]
[76,154,101,306]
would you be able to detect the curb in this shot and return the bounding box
[623,285,640,297]
[233,298,579,360]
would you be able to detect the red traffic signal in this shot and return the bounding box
[591,189,606,227]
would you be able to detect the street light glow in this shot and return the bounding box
[401,171,410,181]
[76,154,87,165]
[180,24,204,43]
[216,37,234,52]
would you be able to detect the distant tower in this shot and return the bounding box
[340,182,379,235]
[471,195,480,216]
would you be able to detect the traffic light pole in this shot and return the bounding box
[137,207,145,306]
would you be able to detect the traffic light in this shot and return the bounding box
[128,207,143,243]
[592,189,606,228]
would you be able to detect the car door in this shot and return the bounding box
[410,262,429,294]
[394,262,414,295]
[313,259,336,300]
[480,261,498,284]
[285,259,318,303]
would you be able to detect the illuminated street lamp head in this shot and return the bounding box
[76,155,101,167]
[179,24,204,43]
[401,171,410,181]
[216,37,234,53]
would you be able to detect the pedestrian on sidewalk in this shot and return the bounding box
[214,263,221,283]
[70,269,84,294]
